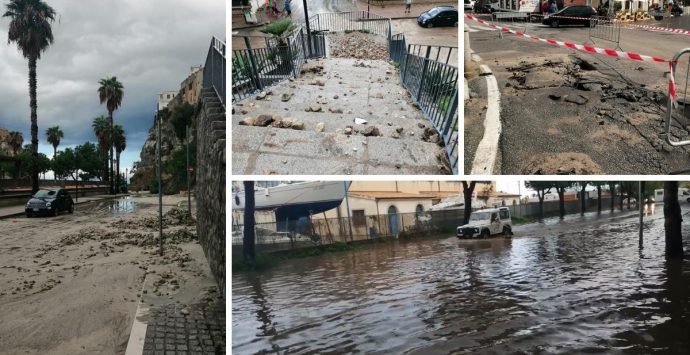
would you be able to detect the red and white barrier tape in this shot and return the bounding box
[464,13,678,106]
[623,23,690,36]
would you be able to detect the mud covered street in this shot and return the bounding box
[0,195,215,355]
[233,206,690,353]
[465,19,690,174]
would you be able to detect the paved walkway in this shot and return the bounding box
[142,300,225,355]
[0,194,127,219]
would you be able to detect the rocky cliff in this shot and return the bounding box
[129,106,185,193]
[0,128,11,156]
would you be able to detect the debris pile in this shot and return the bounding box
[330,32,388,61]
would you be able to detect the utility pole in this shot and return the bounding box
[156,109,163,256]
[303,0,312,56]
[186,125,191,214]
[343,181,353,242]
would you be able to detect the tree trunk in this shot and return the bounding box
[597,186,602,213]
[53,146,57,161]
[29,57,39,194]
[109,111,115,195]
[462,181,476,224]
[664,181,684,259]
[557,188,565,219]
[538,195,545,221]
[580,186,587,216]
[243,181,256,262]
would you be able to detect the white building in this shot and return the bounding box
[157,91,177,111]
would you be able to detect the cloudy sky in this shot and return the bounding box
[0,0,225,178]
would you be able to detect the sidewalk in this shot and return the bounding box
[0,194,127,219]
[357,1,449,19]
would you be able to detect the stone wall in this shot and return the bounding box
[195,87,226,298]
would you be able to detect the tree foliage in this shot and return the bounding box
[169,102,195,142]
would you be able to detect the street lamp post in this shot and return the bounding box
[303,0,312,56]
[186,125,191,214]
[156,108,163,256]
[125,167,128,191]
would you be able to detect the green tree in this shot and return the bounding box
[45,125,63,160]
[169,102,195,142]
[97,76,124,194]
[552,181,574,219]
[591,181,607,213]
[75,142,101,180]
[608,182,617,212]
[112,124,126,193]
[164,140,196,193]
[52,148,77,180]
[525,181,552,221]
[4,0,56,193]
[92,116,111,182]
[577,181,589,216]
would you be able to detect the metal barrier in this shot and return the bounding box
[588,16,622,50]
[202,37,226,108]
[231,26,325,102]
[661,48,690,153]
[408,44,456,66]
[309,11,390,37]
[391,35,459,174]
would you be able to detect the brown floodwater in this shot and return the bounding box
[232,210,690,354]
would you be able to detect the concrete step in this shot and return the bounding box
[231,57,450,175]
[232,125,446,175]
[232,110,436,143]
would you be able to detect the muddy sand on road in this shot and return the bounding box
[0,195,216,355]
[465,26,690,174]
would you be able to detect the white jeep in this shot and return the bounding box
[457,207,513,239]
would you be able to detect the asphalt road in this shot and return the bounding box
[465,17,690,174]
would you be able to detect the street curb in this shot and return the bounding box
[0,194,129,220]
[124,273,151,355]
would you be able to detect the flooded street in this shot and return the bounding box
[0,194,208,354]
[233,209,690,353]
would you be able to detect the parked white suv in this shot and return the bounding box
[464,0,476,11]
[457,207,513,238]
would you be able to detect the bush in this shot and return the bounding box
[149,180,159,194]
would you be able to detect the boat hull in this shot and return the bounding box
[232,181,350,220]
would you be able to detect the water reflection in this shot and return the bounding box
[232,212,690,353]
[107,196,137,214]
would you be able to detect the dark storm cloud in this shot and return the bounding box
[0,0,225,169]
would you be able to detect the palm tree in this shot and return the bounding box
[4,0,56,194]
[92,116,111,182]
[45,126,63,160]
[97,76,124,194]
[112,124,126,193]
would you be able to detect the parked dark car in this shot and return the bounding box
[25,188,74,217]
[417,6,458,28]
[542,5,597,28]
[672,3,684,16]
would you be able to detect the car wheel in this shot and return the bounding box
[551,20,559,28]
[503,226,512,236]
[53,208,58,217]
[427,22,433,28]
[26,213,31,218]
[480,229,490,238]
[454,21,458,27]
[68,203,74,214]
